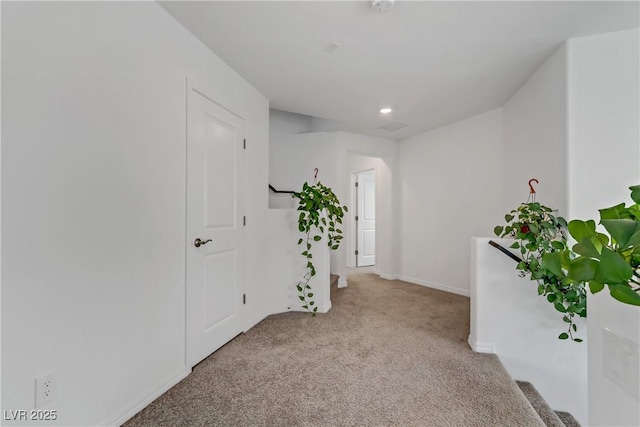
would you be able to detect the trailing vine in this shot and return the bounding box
[495,202,587,341]
[293,181,347,314]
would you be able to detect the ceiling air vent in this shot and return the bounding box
[377,121,408,132]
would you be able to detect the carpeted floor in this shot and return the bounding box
[125,270,543,427]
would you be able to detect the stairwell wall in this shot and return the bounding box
[567,28,640,427]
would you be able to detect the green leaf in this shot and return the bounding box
[573,238,600,258]
[608,284,640,306]
[554,302,567,312]
[601,219,638,247]
[559,333,569,340]
[494,226,504,236]
[574,338,583,343]
[568,220,597,241]
[572,324,577,332]
[505,214,514,222]
[594,247,633,285]
[630,185,640,204]
[299,296,305,301]
[313,235,322,241]
[551,241,565,250]
[589,281,605,294]
[297,238,303,245]
[313,307,318,312]
[296,285,302,292]
[542,252,563,277]
[599,203,628,220]
[510,242,520,249]
[308,293,313,297]
[547,294,557,303]
[568,257,598,282]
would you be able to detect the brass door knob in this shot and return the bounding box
[194,238,212,248]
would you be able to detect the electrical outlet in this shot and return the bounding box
[35,372,57,407]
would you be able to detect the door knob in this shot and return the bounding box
[194,238,212,248]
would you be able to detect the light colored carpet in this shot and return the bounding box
[125,271,543,427]
[516,381,580,427]
[516,381,565,427]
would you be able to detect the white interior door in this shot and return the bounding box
[186,83,244,368]
[356,170,376,267]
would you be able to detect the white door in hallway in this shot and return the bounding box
[186,81,244,368]
[356,170,376,267]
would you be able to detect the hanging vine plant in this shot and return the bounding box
[293,181,347,314]
[494,201,587,341]
[494,180,587,342]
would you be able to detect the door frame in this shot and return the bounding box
[351,168,376,267]
[185,76,246,368]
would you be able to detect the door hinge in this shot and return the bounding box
[355,250,359,255]
[243,216,246,226]
[243,139,246,150]
[243,294,246,304]
[355,182,359,187]
[355,215,359,221]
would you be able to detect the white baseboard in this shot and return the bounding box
[104,368,190,427]
[378,273,398,280]
[269,304,332,314]
[467,335,495,353]
[338,278,348,288]
[399,275,470,297]
[244,309,270,332]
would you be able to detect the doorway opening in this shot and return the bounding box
[353,169,376,267]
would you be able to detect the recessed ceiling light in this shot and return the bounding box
[380,108,392,114]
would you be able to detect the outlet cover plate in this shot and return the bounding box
[35,372,57,407]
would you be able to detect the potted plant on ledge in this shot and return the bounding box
[293,181,347,315]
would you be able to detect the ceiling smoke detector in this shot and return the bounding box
[372,0,394,12]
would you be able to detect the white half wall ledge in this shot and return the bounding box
[338,278,348,287]
[378,273,399,280]
[399,275,471,297]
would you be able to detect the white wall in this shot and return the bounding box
[269,131,338,209]
[470,238,587,425]
[334,132,399,286]
[502,44,568,215]
[268,128,398,288]
[269,109,311,152]
[567,29,640,427]
[1,2,269,426]
[399,109,504,295]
